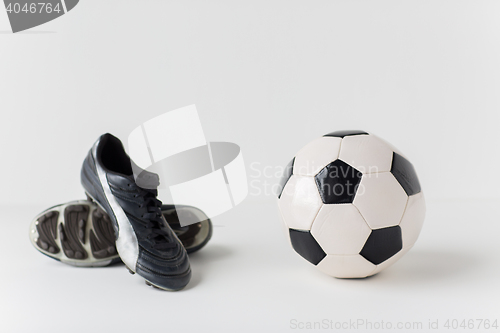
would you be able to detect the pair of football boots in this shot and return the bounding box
[29,134,212,291]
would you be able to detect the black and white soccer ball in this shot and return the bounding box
[277,130,425,278]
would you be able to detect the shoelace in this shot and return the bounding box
[136,188,177,250]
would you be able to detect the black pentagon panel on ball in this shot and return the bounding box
[315,160,362,204]
[323,130,368,138]
[360,226,402,265]
[289,229,326,265]
[277,157,295,199]
[390,152,421,196]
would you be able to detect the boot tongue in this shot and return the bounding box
[130,159,160,189]
[106,171,157,190]
[134,170,160,189]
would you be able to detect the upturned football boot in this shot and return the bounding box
[29,200,120,267]
[29,201,213,267]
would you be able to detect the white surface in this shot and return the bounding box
[224,151,249,206]
[1,1,500,332]
[127,126,152,170]
[3,199,499,332]
[293,137,342,176]
[143,105,207,162]
[1,0,499,206]
[170,169,233,218]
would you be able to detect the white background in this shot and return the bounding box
[0,1,499,332]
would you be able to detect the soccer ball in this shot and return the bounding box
[277,130,425,278]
